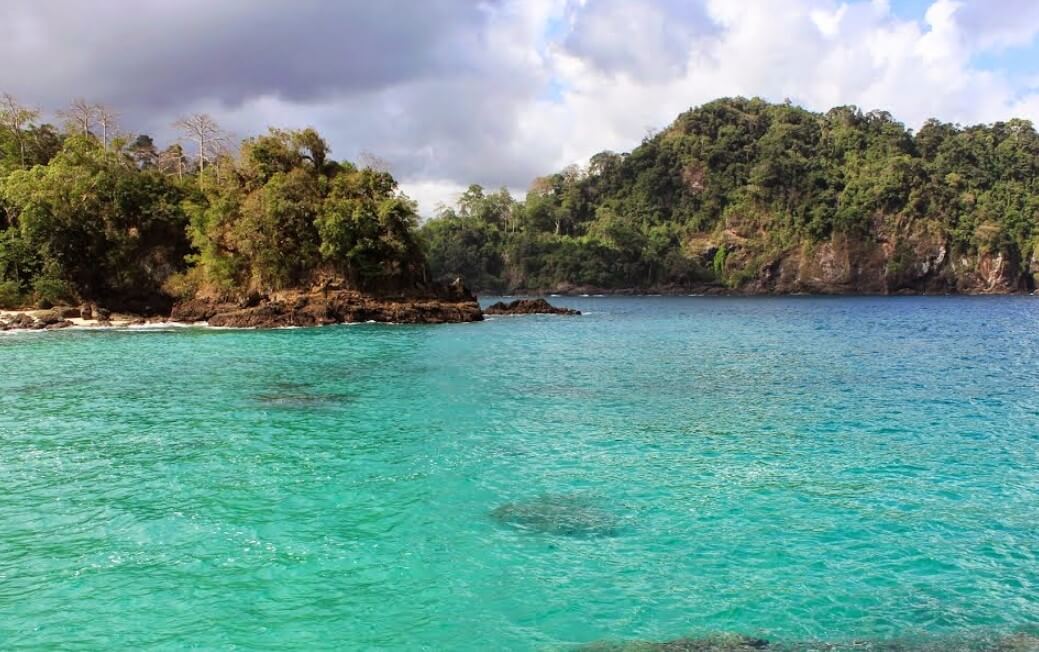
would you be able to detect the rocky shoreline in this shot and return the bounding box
[0,281,582,331]
[170,287,484,328]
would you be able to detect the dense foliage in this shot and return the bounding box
[0,96,425,310]
[422,97,1039,291]
[3,95,1038,307]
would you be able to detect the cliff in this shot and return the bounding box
[422,97,1039,296]
[699,223,1029,295]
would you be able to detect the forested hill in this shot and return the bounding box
[0,95,429,313]
[422,97,1039,294]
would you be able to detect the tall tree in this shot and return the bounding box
[95,104,119,152]
[58,98,97,138]
[173,113,226,186]
[0,93,39,167]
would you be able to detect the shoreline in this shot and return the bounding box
[0,309,200,332]
[485,287,1039,298]
[5,290,1038,333]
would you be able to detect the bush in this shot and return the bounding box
[31,276,72,308]
[162,268,204,301]
[0,280,23,309]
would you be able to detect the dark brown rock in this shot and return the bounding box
[7,314,36,329]
[35,311,64,326]
[44,320,74,330]
[176,287,484,329]
[484,298,580,316]
[169,298,232,322]
[238,291,265,309]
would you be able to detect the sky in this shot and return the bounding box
[2,0,1039,215]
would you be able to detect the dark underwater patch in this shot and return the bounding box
[490,493,623,538]
[574,632,1039,652]
[252,381,355,410]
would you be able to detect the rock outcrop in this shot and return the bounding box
[0,312,74,331]
[1,280,483,330]
[484,298,581,316]
[710,223,1032,295]
[171,282,483,328]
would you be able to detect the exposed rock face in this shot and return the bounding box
[7,314,36,329]
[485,298,581,315]
[0,312,74,330]
[171,283,483,328]
[35,311,65,326]
[716,225,1032,295]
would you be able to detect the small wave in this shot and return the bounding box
[127,321,205,330]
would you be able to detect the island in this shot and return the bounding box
[3,95,1038,330]
[421,98,1039,296]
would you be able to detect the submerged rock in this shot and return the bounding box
[490,494,620,537]
[254,391,353,410]
[484,298,581,316]
[576,632,1039,652]
[579,634,768,651]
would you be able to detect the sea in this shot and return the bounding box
[1,296,1037,650]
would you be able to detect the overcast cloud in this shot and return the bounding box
[2,0,1039,214]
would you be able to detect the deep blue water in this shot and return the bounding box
[1,296,1037,650]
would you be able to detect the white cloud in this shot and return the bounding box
[517,0,1039,188]
[3,0,1039,216]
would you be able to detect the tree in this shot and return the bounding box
[58,98,97,137]
[173,113,226,186]
[0,93,39,167]
[157,143,187,180]
[129,134,159,168]
[95,104,119,152]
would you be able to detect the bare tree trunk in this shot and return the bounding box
[0,94,39,167]
[58,98,97,139]
[96,105,118,153]
[173,113,226,190]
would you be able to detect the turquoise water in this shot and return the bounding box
[1,297,1037,650]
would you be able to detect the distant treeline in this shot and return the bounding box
[4,95,1038,308]
[422,97,1039,291]
[0,94,425,311]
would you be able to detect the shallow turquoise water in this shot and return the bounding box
[1,297,1038,650]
